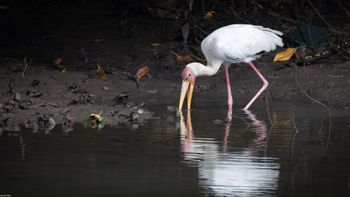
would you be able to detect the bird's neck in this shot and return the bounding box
[193,61,223,77]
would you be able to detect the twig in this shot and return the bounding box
[264,82,274,157]
[21,57,31,78]
[232,115,250,128]
[306,0,332,28]
[265,82,274,128]
[268,11,350,37]
[291,105,299,133]
[334,0,350,17]
[293,64,332,147]
[229,7,250,24]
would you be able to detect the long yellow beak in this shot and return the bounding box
[178,80,194,111]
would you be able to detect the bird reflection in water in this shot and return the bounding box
[179,109,280,196]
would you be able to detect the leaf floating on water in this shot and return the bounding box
[171,51,193,65]
[203,11,215,20]
[273,48,298,62]
[96,64,108,80]
[135,66,150,79]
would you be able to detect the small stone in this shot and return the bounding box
[31,79,41,87]
[14,92,21,101]
[115,93,129,104]
[131,112,139,122]
[103,86,109,91]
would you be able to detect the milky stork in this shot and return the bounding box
[178,24,283,111]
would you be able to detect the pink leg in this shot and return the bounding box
[225,64,233,109]
[243,61,269,110]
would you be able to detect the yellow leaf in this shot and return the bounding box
[273,48,298,62]
[151,43,161,47]
[90,113,104,122]
[136,66,150,79]
[203,11,215,20]
[96,64,108,80]
[171,51,193,65]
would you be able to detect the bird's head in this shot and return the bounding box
[179,65,196,111]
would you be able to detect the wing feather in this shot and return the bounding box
[201,24,283,63]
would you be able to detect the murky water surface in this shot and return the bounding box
[1,102,350,196]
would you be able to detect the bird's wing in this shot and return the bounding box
[216,25,283,63]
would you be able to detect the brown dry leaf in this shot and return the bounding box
[171,51,193,65]
[96,64,108,80]
[53,58,66,72]
[203,11,215,20]
[53,58,62,65]
[136,66,150,79]
[273,48,298,62]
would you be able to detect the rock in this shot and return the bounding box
[114,93,129,105]
[37,114,56,132]
[2,117,21,132]
[26,90,43,98]
[71,94,96,105]
[118,106,133,117]
[131,112,140,123]
[18,100,32,110]
[103,86,109,91]
[68,83,77,90]
[14,92,21,101]
[31,79,40,87]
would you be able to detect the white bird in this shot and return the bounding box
[178,24,283,111]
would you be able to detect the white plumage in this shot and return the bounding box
[178,24,284,111]
[202,24,283,64]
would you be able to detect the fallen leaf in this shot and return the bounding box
[151,43,161,47]
[203,11,215,20]
[273,48,298,62]
[53,58,62,65]
[53,58,66,72]
[171,51,193,65]
[90,112,105,130]
[57,65,66,72]
[90,113,104,122]
[135,66,150,79]
[96,64,108,80]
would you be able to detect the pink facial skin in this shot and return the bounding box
[181,67,196,83]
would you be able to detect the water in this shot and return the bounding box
[1,102,350,196]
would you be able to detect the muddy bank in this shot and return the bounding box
[0,56,349,133]
[1,1,350,133]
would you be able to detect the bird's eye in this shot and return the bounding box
[188,73,191,76]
